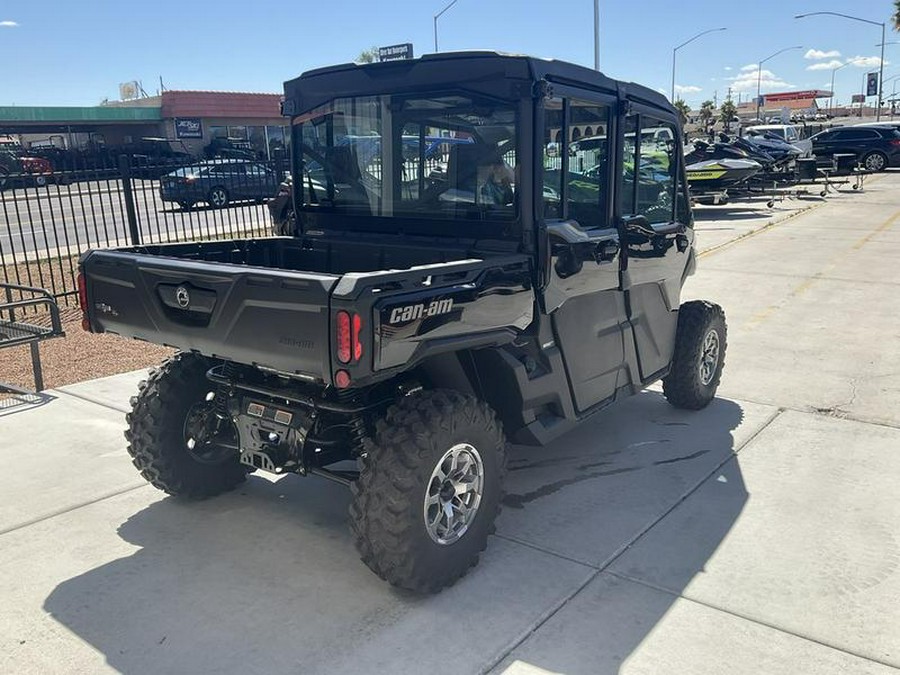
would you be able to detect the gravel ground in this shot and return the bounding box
[0,308,173,393]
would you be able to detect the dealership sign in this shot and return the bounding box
[175,117,203,139]
[378,43,414,62]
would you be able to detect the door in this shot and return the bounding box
[540,97,628,412]
[620,109,692,381]
[245,162,276,199]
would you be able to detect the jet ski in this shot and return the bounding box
[684,140,762,191]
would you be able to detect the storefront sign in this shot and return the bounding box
[378,43,414,62]
[174,118,203,139]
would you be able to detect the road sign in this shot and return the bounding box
[378,43,414,62]
[851,94,866,104]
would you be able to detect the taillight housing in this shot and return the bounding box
[890,139,900,147]
[77,270,91,332]
[335,310,363,365]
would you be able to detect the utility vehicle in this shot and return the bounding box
[78,52,726,593]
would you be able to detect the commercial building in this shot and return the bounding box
[0,90,286,158]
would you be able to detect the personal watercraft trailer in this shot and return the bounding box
[685,135,830,207]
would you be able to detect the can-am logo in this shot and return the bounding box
[388,299,454,325]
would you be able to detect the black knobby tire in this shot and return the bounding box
[125,353,247,498]
[349,390,506,593]
[662,300,727,410]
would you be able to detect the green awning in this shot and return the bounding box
[0,106,162,123]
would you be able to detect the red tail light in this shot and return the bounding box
[890,139,900,146]
[352,313,363,361]
[77,271,91,332]
[335,310,363,364]
[336,311,352,363]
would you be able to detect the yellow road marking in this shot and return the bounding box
[743,198,900,329]
[851,209,900,250]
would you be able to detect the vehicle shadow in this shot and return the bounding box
[42,390,750,674]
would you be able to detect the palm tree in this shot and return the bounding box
[699,100,715,132]
[673,99,691,121]
[893,0,900,31]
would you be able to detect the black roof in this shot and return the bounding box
[282,51,673,118]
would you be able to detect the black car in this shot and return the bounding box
[810,125,900,171]
[160,159,279,209]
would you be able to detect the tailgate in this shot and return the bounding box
[81,249,338,379]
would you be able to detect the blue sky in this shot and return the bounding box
[0,0,896,108]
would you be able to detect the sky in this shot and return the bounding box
[0,0,897,109]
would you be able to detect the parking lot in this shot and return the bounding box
[1,175,899,674]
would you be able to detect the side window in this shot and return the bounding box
[542,98,564,218]
[623,114,678,224]
[621,114,639,218]
[566,100,609,229]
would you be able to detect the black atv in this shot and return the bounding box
[78,52,726,593]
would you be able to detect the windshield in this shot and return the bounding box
[292,94,518,225]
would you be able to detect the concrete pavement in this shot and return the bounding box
[1,175,899,674]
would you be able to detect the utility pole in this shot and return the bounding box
[593,0,600,71]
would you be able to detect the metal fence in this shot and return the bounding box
[0,153,288,306]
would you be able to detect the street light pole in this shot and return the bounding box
[433,0,459,52]
[671,27,727,101]
[796,12,886,121]
[594,0,600,71]
[830,62,849,116]
[755,46,803,121]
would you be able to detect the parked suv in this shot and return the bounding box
[810,125,900,171]
[79,53,727,593]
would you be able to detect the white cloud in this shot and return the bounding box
[847,55,888,68]
[675,84,702,94]
[805,49,840,60]
[724,66,732,71]
[0,20,19,27]
[806,60,844,71]
[740,63,757,72]
[727,68,794,93]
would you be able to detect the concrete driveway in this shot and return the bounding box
[1,176,898,674]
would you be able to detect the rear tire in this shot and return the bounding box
[349,390,506,593]
[663,301,727,410]
[862,151,887,172]
[125,353,247,499]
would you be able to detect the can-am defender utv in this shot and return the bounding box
[78,52,726,593]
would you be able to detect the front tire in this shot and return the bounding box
[207,186,229,208]
[349,390,506,593]
[663,301,727,410]
[125,353,247,498]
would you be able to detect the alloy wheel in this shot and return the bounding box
[423,443,484,545]
[699,329,720,386]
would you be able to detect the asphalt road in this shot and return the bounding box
[0,179,273,258]
[1,174,899,673]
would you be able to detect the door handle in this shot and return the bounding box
[594,239,619,263]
